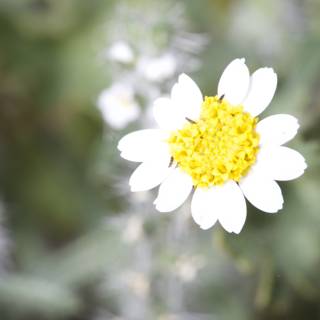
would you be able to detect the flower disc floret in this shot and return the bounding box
[168,96,260,187]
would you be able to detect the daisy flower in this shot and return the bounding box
[118,58,307,234]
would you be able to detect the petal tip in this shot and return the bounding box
[119,152,127,159]
[154,199,176,212]
[259,67,277,78]
[154,204,171,213]
[178,73,189,82]
[267,204,283,214]
[200,224,211,231]
[275,200,284,213]
[221,224,243,235]
[232,222,245,234]
[303,161,308,170]
[232,57,246,64]
[117,139,124,151]
[263,66,275,72]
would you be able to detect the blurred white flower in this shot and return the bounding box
[118,58,307,234]
[123,271,150,298]
[122,216,143,244]
[103,1,206,82]
[97,83,140,129]
[175,255,205,282]
[107,40,134,64]
[99,0,207,134]
[138,54,176,82]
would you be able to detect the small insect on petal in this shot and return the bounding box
[185,117,197,124]
[169,156,174,167]
[219,94,225,102]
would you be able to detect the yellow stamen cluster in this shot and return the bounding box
[168,96,260,187]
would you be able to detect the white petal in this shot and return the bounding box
[118,129,169,162]
[171,73,203,121]
[129,151,171,192]
[153,97,186,130]
[217,58,250,105]
[239,170,283,213]
[191,181,246,233]
[256,146,307,181]
[243,68,277,117]
[257,114,299,146]
[216,181,247,234]
[154,168,193,212]
[191,188,218,230]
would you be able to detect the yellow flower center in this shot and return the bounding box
[168,96,260,188]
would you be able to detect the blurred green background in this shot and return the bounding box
[1,0,320,319]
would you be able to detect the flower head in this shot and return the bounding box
[118,58,307,234]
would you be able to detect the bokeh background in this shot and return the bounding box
[1,0,320,319]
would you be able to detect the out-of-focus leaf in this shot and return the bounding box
[0,275,81,318]
[27,225,127,287]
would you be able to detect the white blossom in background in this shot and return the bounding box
[123,271,150,298]
[107,40,134,64]
[97,83,140,129]
[122,216,144,244]
[175,255,205,282]
[137,54,176,82]
[97,0,207,130]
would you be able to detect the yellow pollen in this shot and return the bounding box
[168,96,260,188]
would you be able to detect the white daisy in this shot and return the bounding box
[118,58,307,234]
